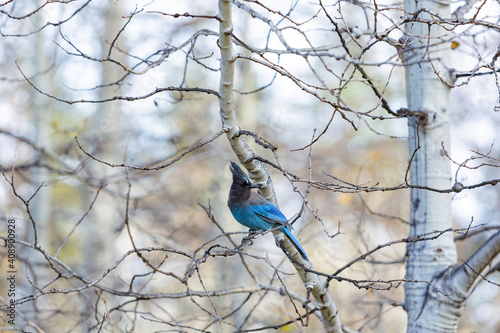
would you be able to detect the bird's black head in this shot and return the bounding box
[229,161,258,189]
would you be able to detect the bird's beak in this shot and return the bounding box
[249,183,260,189]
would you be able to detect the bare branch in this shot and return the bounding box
[75,129,227,170]
[451,230,500,294]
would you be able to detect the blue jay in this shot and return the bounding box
[227,161,309,261]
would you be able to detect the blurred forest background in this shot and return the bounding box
[0,0,499,332]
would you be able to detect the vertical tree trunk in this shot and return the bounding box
[30,0,51,249]
[87,0,127,269]
[403,0,461,331]
[29,1,52,329]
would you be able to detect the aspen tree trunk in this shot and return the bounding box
[28,1,53,328]
[218,1,341,331]
[30,0,51,249]
[403,0,462,330]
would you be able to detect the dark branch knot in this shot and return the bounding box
[452,182,464,192]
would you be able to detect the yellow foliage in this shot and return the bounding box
[369,149,382,162]
[337,193,353,206]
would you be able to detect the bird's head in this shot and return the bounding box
[229,161,259,189]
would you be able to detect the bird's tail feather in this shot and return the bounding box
[280,227,309,261]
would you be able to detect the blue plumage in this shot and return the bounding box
[228,162,309,261]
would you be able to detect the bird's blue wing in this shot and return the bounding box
[246,192,292,229]
[250,202,293,229]
[231,191,309,260]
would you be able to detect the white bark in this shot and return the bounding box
[218,1,341,331]
[404,226,500,332]
[403,0,500,329]
[403,0,461,330]
[450,230,500,303]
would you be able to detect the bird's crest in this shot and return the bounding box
[229,161,254,187]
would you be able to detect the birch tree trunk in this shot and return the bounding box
[403,0,462,330]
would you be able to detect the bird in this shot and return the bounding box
[227,161,309,261]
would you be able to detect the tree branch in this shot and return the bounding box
[451,230,500,295]
[218,1,341,331]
